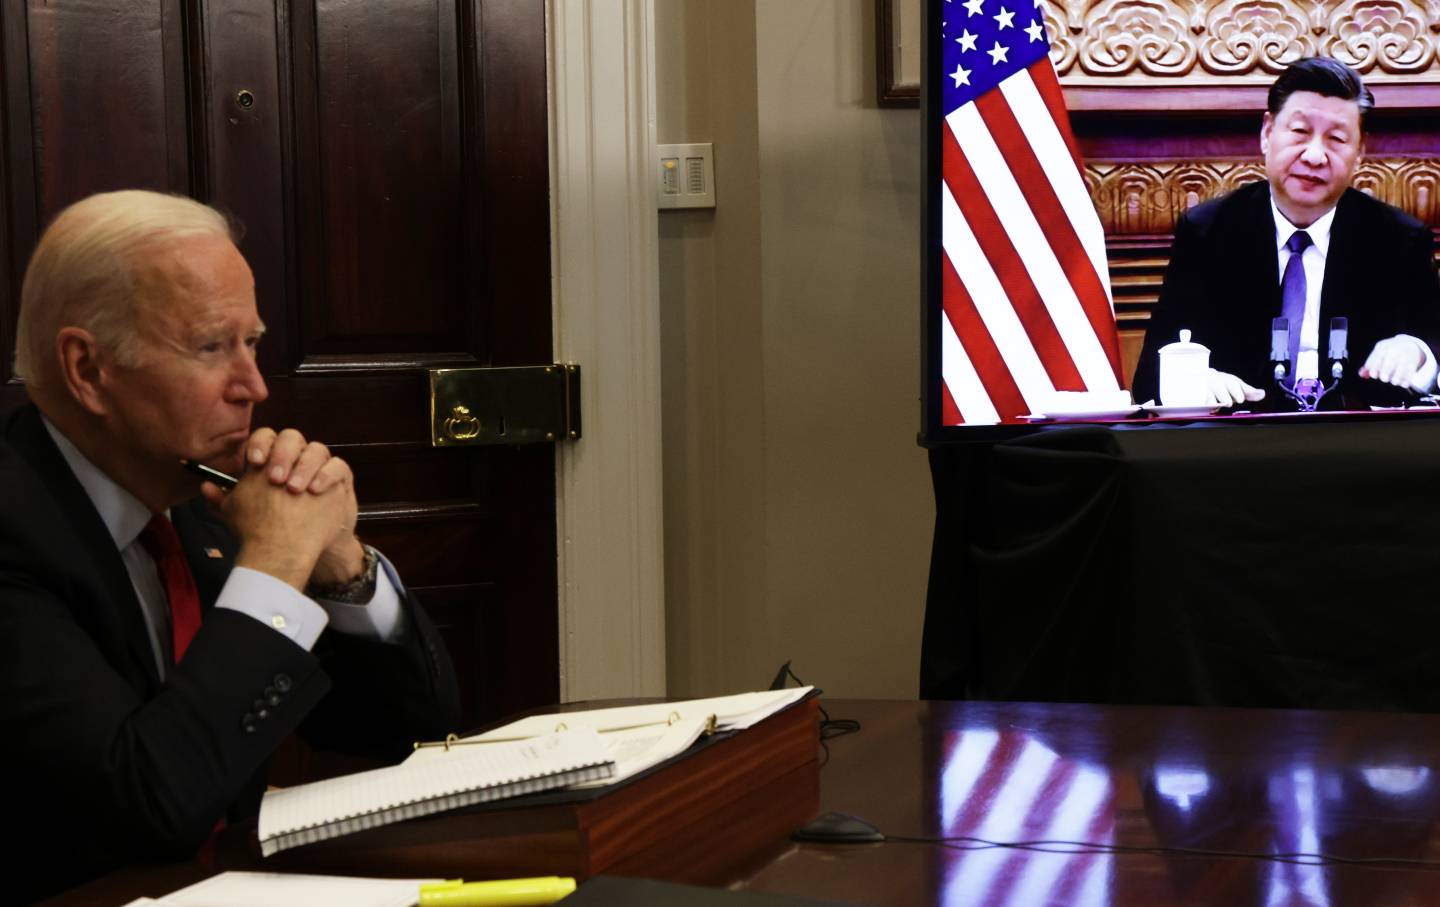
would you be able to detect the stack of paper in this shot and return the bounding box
[407,687,814,788]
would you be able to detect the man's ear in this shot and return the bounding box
[55,327,109,416]
[1260,111,1273,155]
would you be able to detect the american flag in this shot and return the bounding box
[939,0,1123,424]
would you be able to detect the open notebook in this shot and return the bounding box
[407,687,815,789]
[258,729,613,856]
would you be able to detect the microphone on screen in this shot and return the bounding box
[1327,316,1349,380]
[1270,317,1290,381]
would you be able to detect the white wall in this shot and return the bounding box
[657,0,932,698]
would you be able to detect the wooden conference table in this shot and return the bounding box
[43,699,1440,905]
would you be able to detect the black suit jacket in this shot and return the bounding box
[0,405,461,904]
[1132,181,1440,409]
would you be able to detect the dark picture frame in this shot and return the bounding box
[877,0,920,107]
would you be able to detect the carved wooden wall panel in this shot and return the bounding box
[1044,0,1440,82]
[1086,157,1440,233]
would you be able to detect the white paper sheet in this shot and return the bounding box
[138,871,436,907]
[406,687,813,792]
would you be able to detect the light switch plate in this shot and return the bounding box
[657,142,715,210]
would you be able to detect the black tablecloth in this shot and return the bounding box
[921,418,1440,710]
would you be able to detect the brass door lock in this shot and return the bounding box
[429,364,581,446]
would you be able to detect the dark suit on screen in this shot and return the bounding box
[1131,181,1440,409]
[0,404,461,903]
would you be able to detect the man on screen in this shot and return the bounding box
[0,190,460,901]
[1131,57,1440,410]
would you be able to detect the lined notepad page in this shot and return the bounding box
[259,729,613,856]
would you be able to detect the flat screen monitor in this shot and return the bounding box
[919,0,1438,445]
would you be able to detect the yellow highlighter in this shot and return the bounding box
[418,876,577,907]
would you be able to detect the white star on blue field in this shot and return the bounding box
[942,0,1051,113]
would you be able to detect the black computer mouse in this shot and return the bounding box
[791,811,885,844]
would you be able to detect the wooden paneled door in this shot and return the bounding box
[0,0,558,730]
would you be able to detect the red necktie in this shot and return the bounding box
[139,515,203,663]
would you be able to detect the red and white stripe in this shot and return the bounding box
[942,59,1123,425]
[938,728,1116,906]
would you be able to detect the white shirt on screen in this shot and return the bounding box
[1271,196,1437,391]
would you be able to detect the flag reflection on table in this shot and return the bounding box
[937,727,1115,907]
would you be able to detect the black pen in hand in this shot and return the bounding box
[179,459,239,490]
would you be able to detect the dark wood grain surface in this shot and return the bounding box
[39,698,1440,906]
[739,699,1440,906]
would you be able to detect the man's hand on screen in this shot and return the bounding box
[1359,336,1425,387]
[1206,369,1266,407]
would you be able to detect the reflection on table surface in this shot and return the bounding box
[736,699,1440,907]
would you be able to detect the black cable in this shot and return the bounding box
[768,661,862,743]
[882,833,1440,870]
[766,661,860,768]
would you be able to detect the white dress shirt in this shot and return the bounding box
[1270,196,1437,391]
[42,418,406,678]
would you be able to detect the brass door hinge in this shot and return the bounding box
[429,364,581,446]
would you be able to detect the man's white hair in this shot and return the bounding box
[14,190,235,393]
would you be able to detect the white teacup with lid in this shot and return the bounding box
[1158,329,1210,406]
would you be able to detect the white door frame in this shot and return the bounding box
[548,0,666,700]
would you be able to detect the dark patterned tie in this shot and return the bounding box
[139,515,202,663]
[1280,230,1313,383]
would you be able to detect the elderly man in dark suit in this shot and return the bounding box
[0,190,460,902]
[1131,57,1440,409]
